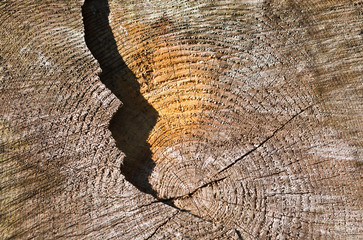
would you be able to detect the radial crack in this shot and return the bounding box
[144,211,179,240]
[157,103,316,206]
[216,103,316,175]
[235,229,243,239]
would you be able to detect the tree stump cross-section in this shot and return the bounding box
[1,0,362,239]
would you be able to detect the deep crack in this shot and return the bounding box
[82,0,158,196]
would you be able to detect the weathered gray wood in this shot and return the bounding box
[1,0,362,239]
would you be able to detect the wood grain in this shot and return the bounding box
[1,0,362,239]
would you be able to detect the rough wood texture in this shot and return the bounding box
[1,0,362,239]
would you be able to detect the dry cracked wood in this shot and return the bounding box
[1,0,362,239]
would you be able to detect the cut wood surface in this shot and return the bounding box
[1,0,362,239]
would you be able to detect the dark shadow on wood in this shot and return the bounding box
[82,0,158,196]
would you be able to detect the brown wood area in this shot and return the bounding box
[1,0,362,239]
